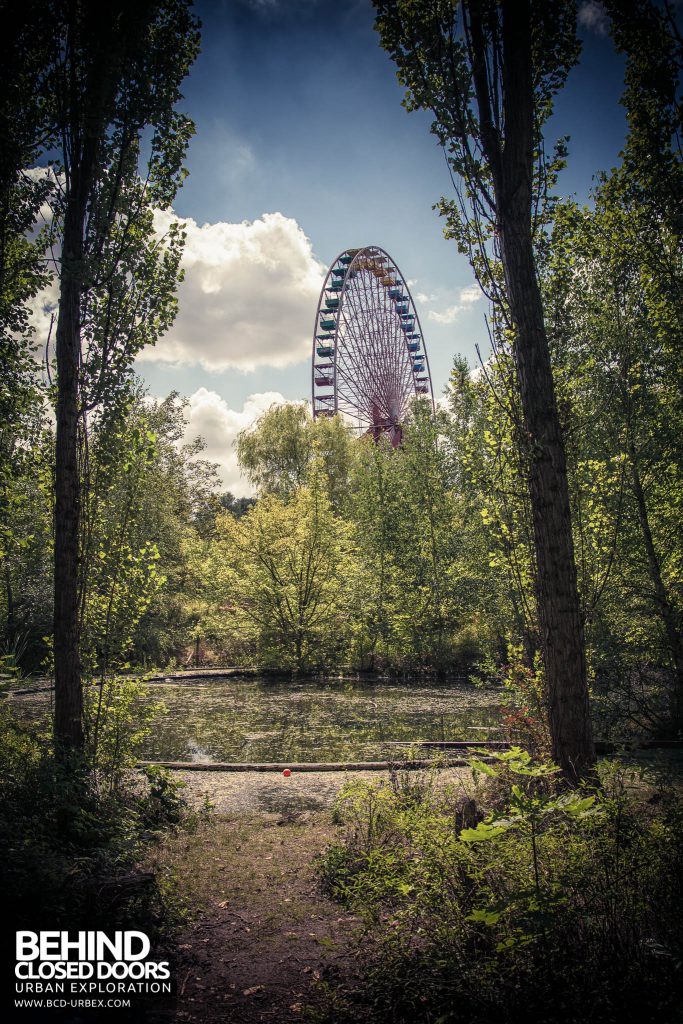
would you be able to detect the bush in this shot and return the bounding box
[314,751,683,1024]
[0,705,189,954]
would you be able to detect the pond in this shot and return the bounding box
[11,675,502,764]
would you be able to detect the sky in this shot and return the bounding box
[129,0,627,494]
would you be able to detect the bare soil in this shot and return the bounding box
[148,808,361,1023]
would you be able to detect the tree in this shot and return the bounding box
[532,0,683,735]
[210,469,352,672]
[0,3,56,656]
[545,187,682,735]
[237,403,354,509]
[0,416,53,673]
[605,0,682,240]
[347,400,492,673]
[347,434,402,669]
[445,354,538,663]
[387,403,462,668]
[40,1,199,750]
[374,0,594,779]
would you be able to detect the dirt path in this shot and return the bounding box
[148,766,473,1022]
[152,812,359,1024]
[149,767,382,1023]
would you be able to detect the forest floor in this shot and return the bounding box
[147,758,683,1024]
[146,769,416,1023]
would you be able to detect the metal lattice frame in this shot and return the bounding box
[311,245,435,445]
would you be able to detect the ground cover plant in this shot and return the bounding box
[314,751,683,1024]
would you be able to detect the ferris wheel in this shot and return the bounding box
[311,245,435,446]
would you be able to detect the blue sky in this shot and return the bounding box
[133,0,627,492]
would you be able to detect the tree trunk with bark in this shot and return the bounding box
[53,11,120,751]
[53,186,88,750]
[627,433,683,732]
[486,0,595,778]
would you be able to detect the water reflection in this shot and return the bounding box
[138,675,501,764]
[9,675,502,764]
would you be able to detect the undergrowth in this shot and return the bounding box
[0,702,196,958]
[314,751,683,1024]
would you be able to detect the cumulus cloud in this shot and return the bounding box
[427,283,483,324]
[139,210,326,373]
[182,387,292,495]
[428,307,460,325]
[27,272,60,354]
[578,1,610,36]
[458,284,483,305]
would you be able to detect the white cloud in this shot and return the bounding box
[458,284,482,306]
[578,2,610,36]
[428,307,460,325]
[139,210,326,373]
[182,387,292,495]
[415,291,437,304]
[427,283,483,324]
[27,272,60,353]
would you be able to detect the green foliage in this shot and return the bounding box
[0,704,188,940]
[347,403,487,671]
[39,0,201,416]
[498,644,551,757]
[214,400,507,674]
[83,391,220,671]
[315,753,683,1024]
[84,676,164,792]
[236,403,354,509]
[0,417,53,673]
[0,386,222,675]
[208,464,352,671]
[544,149,683,734]
[138,764,187,827]
[445,354,537,659]
[373,0,578,306]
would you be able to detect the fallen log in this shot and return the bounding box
[137,758,479,773]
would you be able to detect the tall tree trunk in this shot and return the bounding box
[53,190,87,750]
[5,562,15,649]
[52,5,128,752]
[496,0,594,779]
[501,218,594,777]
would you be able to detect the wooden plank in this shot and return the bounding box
[137,758,478,773]
[419,740,511,749]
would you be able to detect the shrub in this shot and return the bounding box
[0,704,189,955]
[314,751,683,1024]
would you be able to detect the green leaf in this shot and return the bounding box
[559,794,598,817]
[468,757,497,777]
[466,908,502,926]
[460,821,509,843]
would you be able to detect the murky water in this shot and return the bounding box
[141,675,502,763]
[11,675,502,764]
